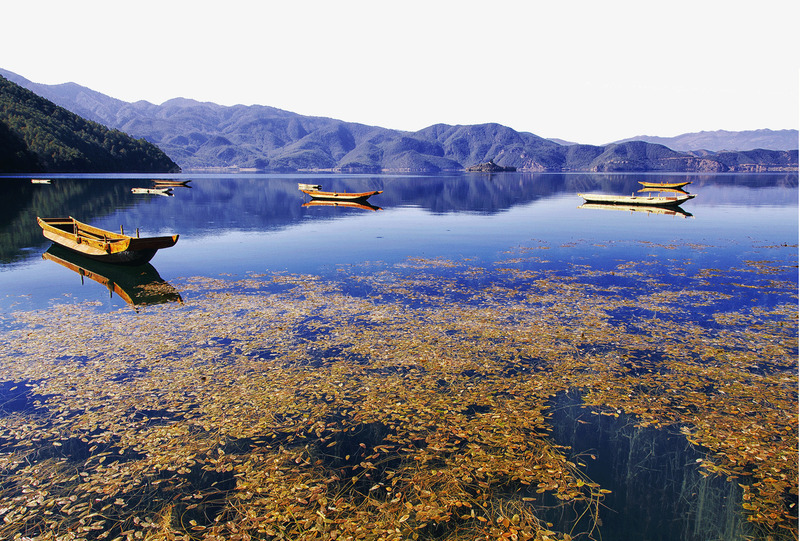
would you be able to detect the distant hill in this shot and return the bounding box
[1,68,796,173]
[547,137,579,146]
[0,75,179,173]
[614,129,798,152]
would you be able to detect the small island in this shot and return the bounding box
[466,160,516,172]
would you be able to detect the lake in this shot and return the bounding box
[0,172,797,540]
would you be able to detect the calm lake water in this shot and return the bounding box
[1,172,796,313]
[0,172,797,540]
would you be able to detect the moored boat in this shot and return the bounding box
[37,216,179,265]
[637,187,688,195]
[638,180,692,190]
[298,183,322,190]
[132,187,173,196]
[300,189,383,201]
[578,193,695,207]
[31,178,51,184]
[153,179,192,187]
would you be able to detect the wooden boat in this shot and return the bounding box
[638,180,692,190]
[37,216,179,265]
[297,183,322,190]
[132,187,173,196]
[43,244,182,306]
[300,189,383,201]
[153,179,191,187]
[578,193,695,207]
[637,187,688,195]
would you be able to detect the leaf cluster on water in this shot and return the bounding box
[0,240,796,540]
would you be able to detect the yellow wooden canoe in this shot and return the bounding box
[300,189,382,201]
[638,180,692,189]
[153,179,191,187]
[37,216,178,265]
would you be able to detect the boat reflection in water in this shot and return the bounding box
[42,244,182,307]
[578,202,693,218]
[302,200,382,212]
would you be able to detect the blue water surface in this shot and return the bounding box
[0,172,796,314]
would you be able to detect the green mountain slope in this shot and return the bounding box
[0,75,179,173]
[0,117,41,172]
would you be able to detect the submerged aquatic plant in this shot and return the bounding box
[0,240,796,540]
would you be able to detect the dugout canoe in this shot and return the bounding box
[300,189,382,201]
[37,216,178,265]
[638,180,692,190]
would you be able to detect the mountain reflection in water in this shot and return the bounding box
[1,172,796,265]
[548,392,746,540]
[0,172,797,314]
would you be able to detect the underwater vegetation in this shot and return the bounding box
[0,239,796,540]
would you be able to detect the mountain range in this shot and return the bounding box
[613,129,798,152]
[1,68,797,173]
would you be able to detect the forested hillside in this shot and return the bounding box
[0,76,179,173]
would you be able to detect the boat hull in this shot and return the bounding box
[38,217,178,266]
[578,193,695,207]
[132,187,173,196]
[297,183,322,190]
[300,189,382,201]
[638,181,691,189]
[67,247,160,265]
[153,180,191,187]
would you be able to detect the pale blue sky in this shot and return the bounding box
[2,0,798,145]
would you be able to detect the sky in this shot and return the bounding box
[2,0,798,145]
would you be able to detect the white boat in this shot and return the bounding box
[578,193,695,207]
[31,178,51,184]
[132,187,174,196]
